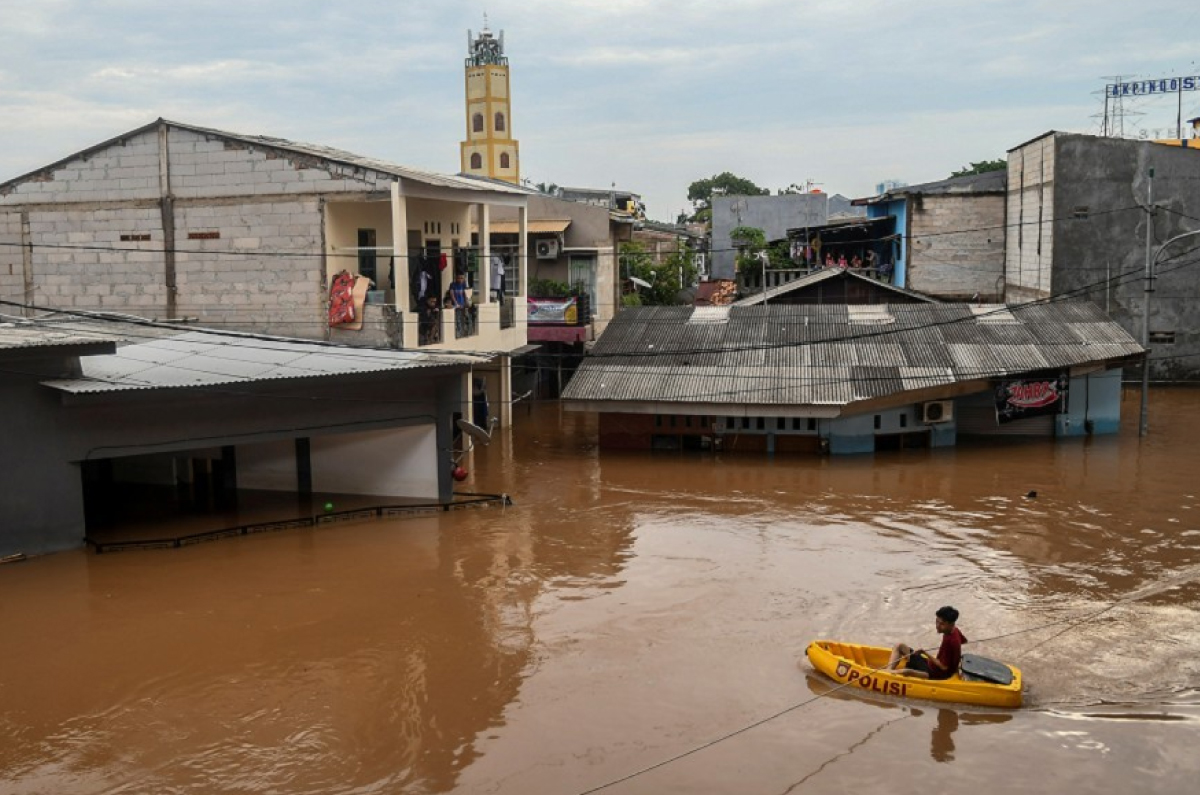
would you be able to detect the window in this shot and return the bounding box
[874,415,882,430]
[120,233,151,242]
[900,414,908,428]
[470,153,482,170]
[188,231,220,240]
[499,152,511,169]
[495,112,506,132]
[472,114,484,133]
[568,254,597,312]
[357,229,377,283]
[1149,331,1176,344]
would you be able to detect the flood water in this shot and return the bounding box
[2,388,1199,794]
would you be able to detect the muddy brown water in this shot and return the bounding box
[2,388,1199,794]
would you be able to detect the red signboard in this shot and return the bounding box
[995,376,1067,424]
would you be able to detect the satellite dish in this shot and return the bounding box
[456,417,498,446]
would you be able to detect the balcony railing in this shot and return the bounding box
[739,266,894,293]
[454,306,478,339]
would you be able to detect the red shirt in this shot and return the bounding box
[933,627,966,680]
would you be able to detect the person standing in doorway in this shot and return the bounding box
[472,377,490,428]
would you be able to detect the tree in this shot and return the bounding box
[729,226,791,272]
[620,241,699,306]
[686,172,768,218]
[950,159,1006,177]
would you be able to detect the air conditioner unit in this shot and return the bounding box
[535,239,559,259]
[922,400,954,424]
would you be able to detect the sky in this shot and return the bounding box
[1,0,1197,221]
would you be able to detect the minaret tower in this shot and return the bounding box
[460,21,519,183]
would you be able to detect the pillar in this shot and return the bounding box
[478,202,491,300]
[390,181,407,298]
[499,354,513,428]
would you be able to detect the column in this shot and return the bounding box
[390,181,407,301]
[518,204,528,298]
[499,354,513,428]
[478,202,491,300]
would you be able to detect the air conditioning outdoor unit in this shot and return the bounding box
[922,400,954,424]
[535,239,559,259]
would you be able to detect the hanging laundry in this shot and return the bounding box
[328,270,357,326]
[440,252,449,271]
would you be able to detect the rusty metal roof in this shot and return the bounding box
[562,302,1143,411]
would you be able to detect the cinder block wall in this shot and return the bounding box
[0,124,391,337]
[908,194,1006,300]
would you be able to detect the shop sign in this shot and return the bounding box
[1108,76,1199,97]
[528,297,579,325]
[995,376,1066,424]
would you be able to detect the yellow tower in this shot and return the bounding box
[460,24,519,183]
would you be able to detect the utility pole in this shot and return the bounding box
[1139,168,1154,437]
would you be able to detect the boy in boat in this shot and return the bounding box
[888,606,966,680]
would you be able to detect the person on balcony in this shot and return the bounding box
[418,295,441,345]
[491,254,506,301]
[449,274,474,336]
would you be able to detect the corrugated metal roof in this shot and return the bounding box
[44,329,478,394]
[0,323,120,353]
[563,302,1143,410]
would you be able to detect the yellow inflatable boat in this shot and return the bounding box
[806,640,1023,709]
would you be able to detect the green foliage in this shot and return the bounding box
[950,159,1007,177]
[730,225,766,272]
[686,172,768,220]
[620,241,700,306]
[528,277,574,298]
[730,226,793,272]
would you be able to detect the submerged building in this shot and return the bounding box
[562,302,1143,455]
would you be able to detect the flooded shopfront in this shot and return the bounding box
[2,389,1198,793]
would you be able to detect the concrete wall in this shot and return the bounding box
[1056,368,1123,437]
[1017,132,1200,381]
[908,193,1006,300]
[0,354,467,558]
[0,355,90,555]
[238,425,440,498]
[1005,134,1057,302]
[711,194,828,280]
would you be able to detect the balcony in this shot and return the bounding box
[526,292,592,344]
